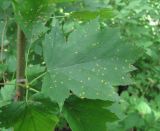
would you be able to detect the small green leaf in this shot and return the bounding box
[12,0,77,41]
[0,81,15,107]
[26,64,45,77]
[63,96,118,131]
[70,8,115,21]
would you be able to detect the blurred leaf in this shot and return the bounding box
[26,64,45,77]
[70,8,115,21]
[63,96,118,131]
[0,80,15,107]
[0,101,58,130]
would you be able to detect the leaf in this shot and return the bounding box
[12,0,77,41]
[26,64,45,77]
[42,73,70,108]
[0,0,12,10]
[42,20,140,106]
[63,96,118,131]
[0,100,59,131]
[0,21,7,46]
[6,56,16,73]
[70,8,115,21]
[82,0,110,10]
[12,0,52,42]
[0,81,15,107]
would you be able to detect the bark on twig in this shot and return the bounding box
[15,25,26,101]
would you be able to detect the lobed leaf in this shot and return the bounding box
[42,19,141,106]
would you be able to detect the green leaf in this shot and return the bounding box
[42,19,140,105]
[12,0,52,41]
[0,21,7,46]
[0,81,15,107]
[42,73,70,108]
[0,64,7,74]
[12,0,77,41]
[6,55,16,73]
[0,1,11,10]
[26,64,45,77]
[70,8,115,21]
[0,100,59,131]
[63,96,118,131]
[82,0,110,10]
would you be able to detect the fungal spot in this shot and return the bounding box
[80,80,83,83]
[74,51,78,54]
[93,57,97,60]
[92,68,96,72]
[96,92,99,95]
[97,69,100,72]
[87,77,91,80]
[101,80,104,83]
[81,86,84,89]
[114,67,118,70]
[96,63,99,67]
[82,92,85,95]
[92,43,97,46]
[81,96,85,99]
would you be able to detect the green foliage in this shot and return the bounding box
[0,100,58,131]
[0,81,15,107]
[42,19,140,107]
[0,0,158,130]
[70,8,115,21]
[63,96,118,131]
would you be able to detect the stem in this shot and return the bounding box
[29,71,47,85]
[25,42,32,81]
[0,82,25,87]
[1,19,7,82]
[15,25,26,101]
[1,19,7,61]
[25,88,29,102]
[29,87,39,93]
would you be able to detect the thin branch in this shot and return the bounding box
[1,19,7,61]
[0,82,25,87]
[15,25,26,101]
[1,19,7,82]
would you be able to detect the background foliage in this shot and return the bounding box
[0,0,159,131]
